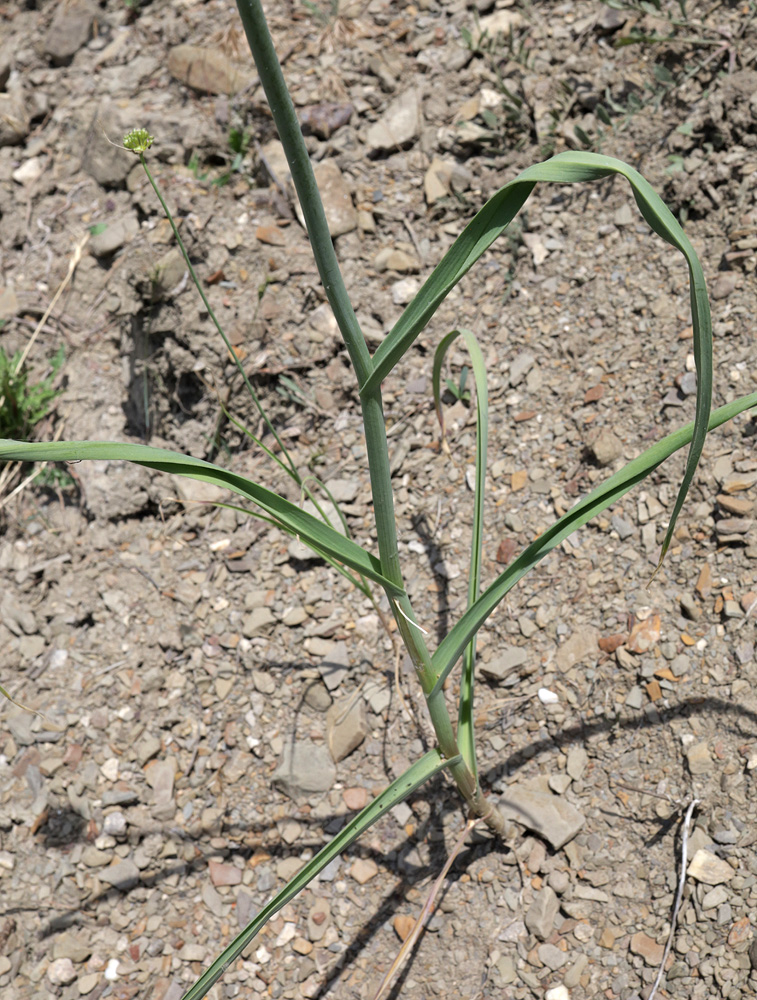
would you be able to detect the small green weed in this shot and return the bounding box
[0,344,64,441]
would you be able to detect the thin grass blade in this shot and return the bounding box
[432,329,489,779]
[363,151,712,567]
[180,749,460,1000]
[0,439,403,597]
[430,391,757,696]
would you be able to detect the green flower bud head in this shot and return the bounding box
[122,128,154,154]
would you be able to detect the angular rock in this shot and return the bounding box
[525,885,559,940]
[365,90,421,154]
[555,627,599,672]
[44,0,95,66]
[629,931,664,966]
[299,102,352,139]
[498,777,585,849]
[98,859,140,890]
[273,739,335,799]
[309,160,356,238]
[327,695,368,762]
[688,849,734,885]
[89,214,140,257]
[168,44,256,95]
[481,646,528,682]
[588,427,623,466]
[686,740,712,776]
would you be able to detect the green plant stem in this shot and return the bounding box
[138,153,299,481]
[236,0,505,836]
[235,0,371,386]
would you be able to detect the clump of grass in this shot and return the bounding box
[1,2,757,999]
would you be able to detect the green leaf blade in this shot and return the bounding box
[180,749,460,1000]
[0,439,404,597]
[430,392,757,696]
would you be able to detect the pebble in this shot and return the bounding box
[481,646,528,682]
[98,859,140,890]
[326,694,368,762]
[209,861,242,886]
[686,740,713,776]
[273,739,336,798]
[103,811,127,837]
[525,886,559,940]
[167,44,256,94]
[47,958,77,985]
[545,986,571,1000]
[555,628,599,672]
[365,89,421,154]
[688,849,735,885]
[499,778,585,850]
[77,973,100,995]
[349,858,378,884]
[629,931,664,966]
[538,942,567,970]
[589,427,623,466]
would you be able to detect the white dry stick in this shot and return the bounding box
[648,797,701,1000]
[371,817,480,1000]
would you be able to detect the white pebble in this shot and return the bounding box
[545,986,570,1000]
[104,959,120,982]
[538,688,559,705]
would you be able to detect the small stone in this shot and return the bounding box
[509,351,535,387]
[537,942,567,970]
[481,646,528,682]
[48,958,77,986]
[365,89,421,154]
[711,271,739,299]
[209,861,242,886]
[688,849,735,885]
[100,757,119,782]
[103,811,127,837]
[391,277,420,305]
[555,627,599,672]
[273,739,336,799]
[299,102,352,139]
[53,934,91,964]
[77,973,100,995]
[525,886,559,940]
[566,746,588,781]
[686,740,712,776]
[310,160,356,238]
[545,986,570,1000]
[589,427,623,466]
[168,44,256,95]
[327,695,369,762]
[627,614,661,653]
[393,914,415,941]
[498,778,584,850]
[89,215,139,256]
[98,859,140,891]
[629,931,664,966]
[349,857,378,884]
[728,916,752,947]
[702,885,729,909]
[307,899,331,941]
[44,0,94,65]
[343,787,369,811]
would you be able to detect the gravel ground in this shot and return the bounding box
[1,1,756,999]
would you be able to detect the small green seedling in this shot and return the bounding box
[0,343,64,441]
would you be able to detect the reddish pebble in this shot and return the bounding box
[256,224,286,246]
[208,861,242,887]
[496,538,518,565]
[728,916,752,946]
[343,787,368,811]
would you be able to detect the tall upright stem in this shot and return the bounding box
[236,0,505,836]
